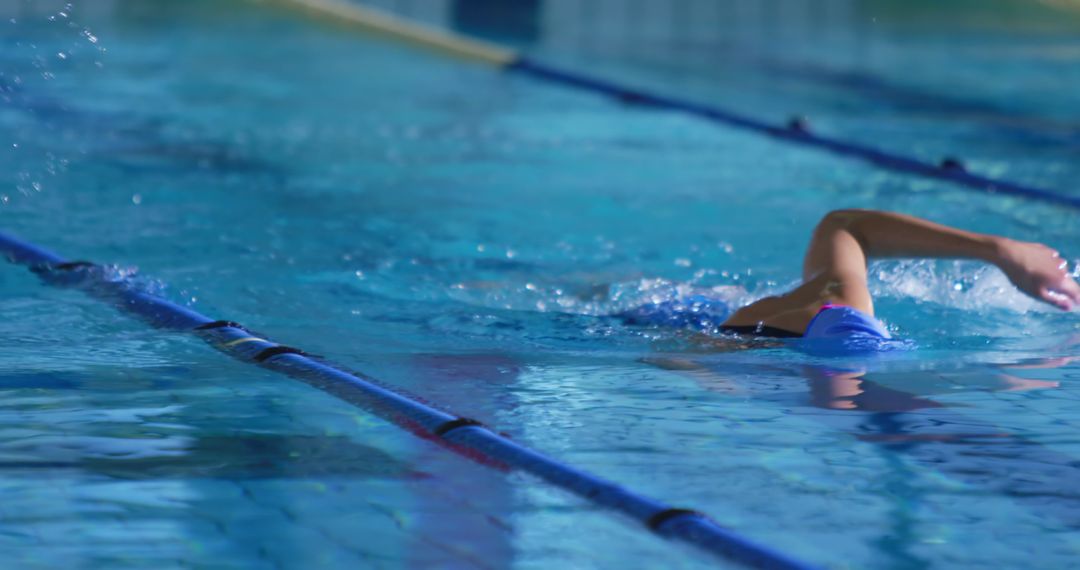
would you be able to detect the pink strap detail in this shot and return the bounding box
[818,303,844,314]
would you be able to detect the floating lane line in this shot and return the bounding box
[506,58,1080,211]
[259,0,515,65]
[262,0,1080,211]
[0,229,822,570]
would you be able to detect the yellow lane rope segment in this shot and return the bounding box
[257,0,518,66]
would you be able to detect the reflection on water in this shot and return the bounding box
[649,344,1073,413]
[800,355,1066,413]
[799,366,946,412]
[646,347,1080,534]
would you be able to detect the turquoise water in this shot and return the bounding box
[2,1,1080,568]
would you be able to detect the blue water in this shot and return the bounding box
[2,1,1080,568]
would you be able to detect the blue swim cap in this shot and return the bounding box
[804,305,891,340]
[801,305,895,355]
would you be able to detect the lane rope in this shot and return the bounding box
[259,0,515,64]
[264,0,1080,211]
[0,230,822,570]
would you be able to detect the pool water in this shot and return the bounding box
[2,1,1080,568]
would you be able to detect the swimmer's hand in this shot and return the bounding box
[994,238,1080,311]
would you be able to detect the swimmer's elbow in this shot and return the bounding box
[820,209,872,228]
[810,209,876,260]
[816,209,872,240]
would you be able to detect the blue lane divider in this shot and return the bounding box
[508,58,1080,211]
[268,0,1079,210]
[0,229,821,570]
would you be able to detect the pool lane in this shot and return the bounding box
[265,0,1080,211]
[0,229,821,570]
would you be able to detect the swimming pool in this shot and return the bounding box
[2,0,1080,568]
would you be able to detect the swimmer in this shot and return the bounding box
[628,209,1080,344]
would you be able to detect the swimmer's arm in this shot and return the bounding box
[808,209,1080,310]
[805,210,998,276]
[726,209,1078,331]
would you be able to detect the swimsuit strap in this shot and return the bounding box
[718,324,802,338]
